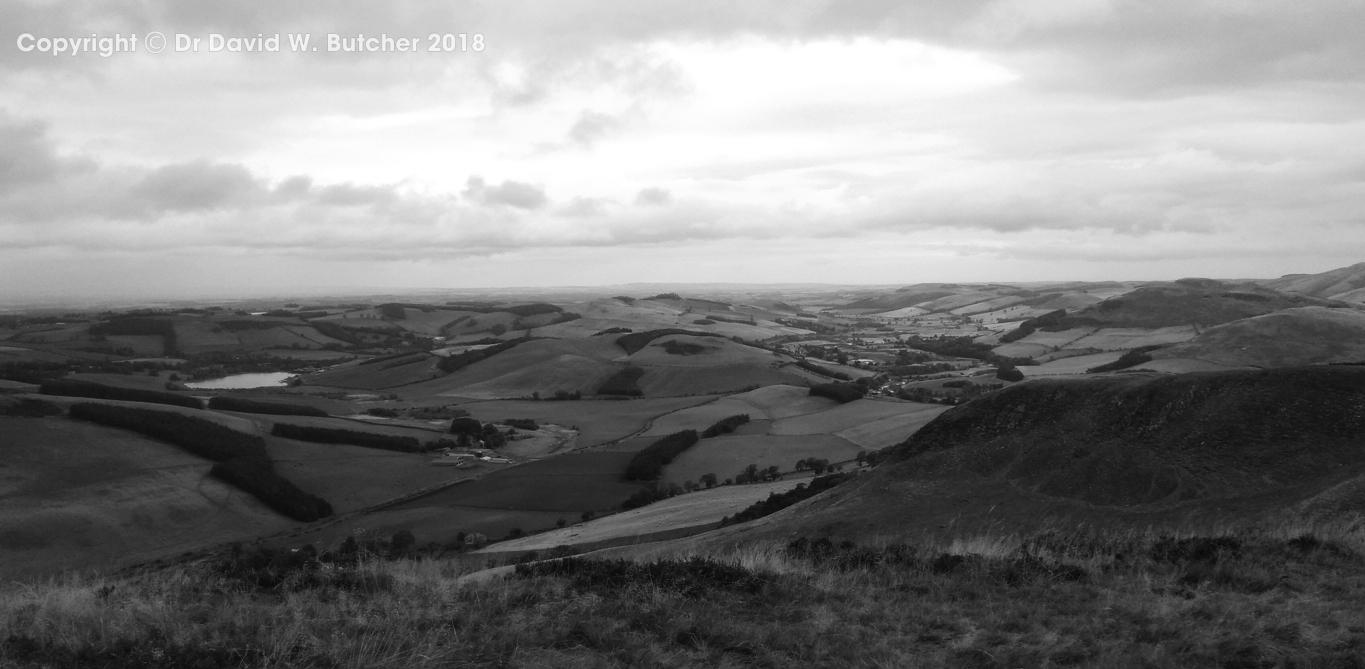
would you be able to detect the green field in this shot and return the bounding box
[0,416,294,579]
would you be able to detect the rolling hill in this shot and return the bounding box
[1261,261,1365,302]
[702,366,1365,543]
[1149,306,1365,368]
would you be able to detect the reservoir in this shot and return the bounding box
[185,372,294,389]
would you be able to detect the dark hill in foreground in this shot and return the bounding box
[709,366,1365,542]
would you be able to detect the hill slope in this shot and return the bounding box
[1051,280,1345,329]
[1261,261,1365,302]
[1151,306,1365,368]
[712,366,1365,542]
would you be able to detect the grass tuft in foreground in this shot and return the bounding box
[4,523,1365,667]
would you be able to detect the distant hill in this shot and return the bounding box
[1151,306,1365,368]
[1261,262,1365,303]
[1049,280,1345,329]
[713,366,1365,542]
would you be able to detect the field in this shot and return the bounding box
[386,451,643,513]
[768,398,939,436]
[453,396,715,447]
[660,434,863,485]
[1018,351,1125,376]
[640,397,760,436]
[479,478,806,554]
[262,436,490,514]
[0,416,294,579]
[304,354,441,390]
[729,384,838,419]
[834,407,951,449]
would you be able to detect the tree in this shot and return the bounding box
[701,473,718,489]
[684,480,699,492]
[389,530,416,556]
[996,360,1024,382]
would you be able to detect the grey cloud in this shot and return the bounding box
[568,110,620,146]
[634,187,671,206]
[0,114,62,189]
[559,197,610,217]
[316,183,399,207]
[462,175,548,209]
[132,161,256,212]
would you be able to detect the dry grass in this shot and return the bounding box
[4,520,1365,668]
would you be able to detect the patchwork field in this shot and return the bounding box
[0,416,295,579]
[660,434,863,486]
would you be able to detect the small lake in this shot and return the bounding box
[185,372,295,389]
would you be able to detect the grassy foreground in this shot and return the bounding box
[4,522,1365,668]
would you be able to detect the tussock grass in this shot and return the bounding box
[5,522,1365,667]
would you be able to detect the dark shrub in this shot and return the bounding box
[797,359,851,380]
[624,430,699,481]
[597,367,645,396]
[809,382,864,403]
[721,473,852,527]
[436,338,529,374]
[1087,345,1167,373]
[701,414,750,438]
[450,417,483,435]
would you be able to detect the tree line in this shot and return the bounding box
[41,379,203,409]
[271,423,426,453]
[68,403,332,521]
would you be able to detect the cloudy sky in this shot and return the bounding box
[2,0,1363,299]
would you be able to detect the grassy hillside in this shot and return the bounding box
[1152,306,1365,368]
[1052,281,1345,329]
[4,522,1363,668]
[0,413,295,579]
[1261,261,1365,301]
[735,366,1365,545]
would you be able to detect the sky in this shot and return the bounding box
[1,0,1363,299]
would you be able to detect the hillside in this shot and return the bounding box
[1050,280,1345,329]
[1150,306,1365,368]
[714,366,1365,543]
[1261,261,1365,302]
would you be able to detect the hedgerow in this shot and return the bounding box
[271,423,426,453]
[68,403,331,521]
[40,379,203,409]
